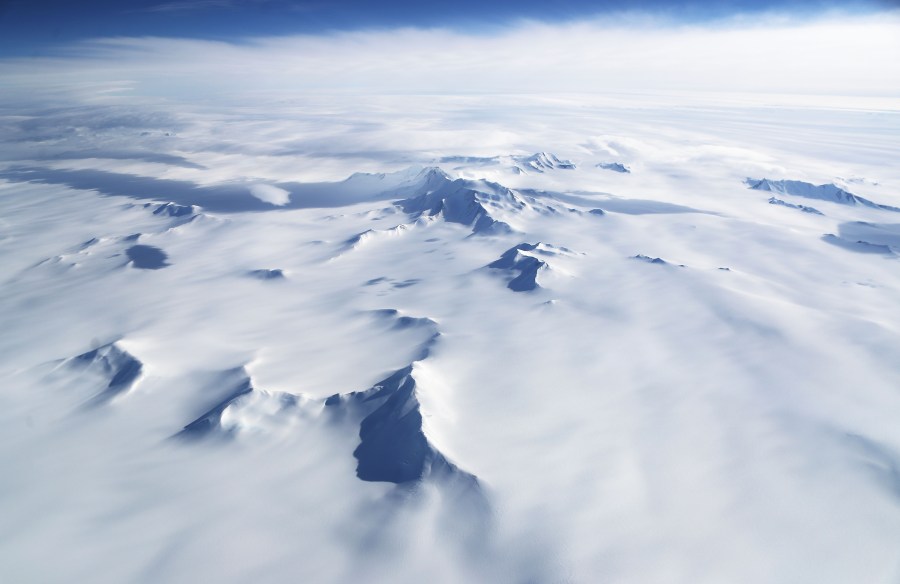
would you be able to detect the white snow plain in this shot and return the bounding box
[1,90,900,584]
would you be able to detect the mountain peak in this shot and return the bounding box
[517,152,576,173]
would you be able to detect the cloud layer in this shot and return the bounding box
[2,12,898,102]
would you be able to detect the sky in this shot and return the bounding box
[0,0,896,55]
[0,0,898,101]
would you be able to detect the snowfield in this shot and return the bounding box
[1,92,899,584]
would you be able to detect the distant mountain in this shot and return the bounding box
[513,152,576,173]
[747,178,900,212]
[596,162,630,173]
[395,167,558,235]
[439,152,576,174]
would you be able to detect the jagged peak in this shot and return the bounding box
[144,201,198,218]
[324,361,473,486]
[487,242,575,292]
[515,151,576,172]
[70,341,143,405]
[318,311,475,486]
[395,175,535,235]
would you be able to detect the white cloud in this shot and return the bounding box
[249,183,291,205]
[1,12,898,103]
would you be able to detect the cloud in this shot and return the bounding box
[142,0,234,12]
[249,183,291,205]
[1,12,898,102]
[137,0,257,12]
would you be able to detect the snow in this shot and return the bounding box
[1,90,900,584]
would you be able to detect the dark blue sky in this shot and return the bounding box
[0,0,894,55]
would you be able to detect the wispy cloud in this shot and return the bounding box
[138,0,257,13]
[2,12,898,102]
[136,0,324,13]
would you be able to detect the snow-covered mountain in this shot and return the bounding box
[514,151,576,173]
[439,152,576,176]
[395,168,561,234]
[1,94,900,584]
[747,177,900,211]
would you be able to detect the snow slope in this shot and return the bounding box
[1,93,900,584]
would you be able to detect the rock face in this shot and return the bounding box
[325,366,461,483]
[488,243,547,292]
[324,314,479,486]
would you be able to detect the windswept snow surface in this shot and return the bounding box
[2,93,900,584]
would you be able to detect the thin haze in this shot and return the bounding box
[1,14,898,102]
[1,0,895,53]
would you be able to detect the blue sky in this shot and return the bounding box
[0,0,894,55]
